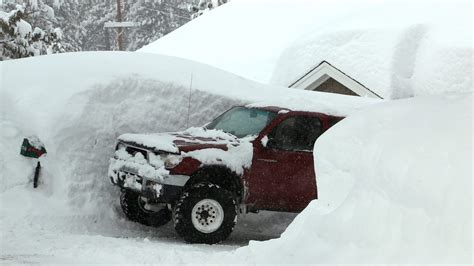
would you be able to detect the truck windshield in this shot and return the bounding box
[206,107,277,138]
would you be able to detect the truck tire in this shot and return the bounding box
[173,183,237,244]
[120,190,171,227]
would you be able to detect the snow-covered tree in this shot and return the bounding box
[0,3,65,60]
[189,0,228,19]
[1,0,195,54]
[124,0,191,51]
[46,0,83,52]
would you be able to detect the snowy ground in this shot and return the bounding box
[1,193,296,264]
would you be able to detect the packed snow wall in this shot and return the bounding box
[235,93,473,263]
[0,52,251,235]
[1,51,471,263]
[1,79,243,233]
[51,78,244,209]
[1,51,376,237]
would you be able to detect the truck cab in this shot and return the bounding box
[108,105,343,244]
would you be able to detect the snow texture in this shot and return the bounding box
[184,136,254,175]
[119,133,180,153]
[109,147,169,184]
[1,1,472,261]
[113,128,253,183]
[1,51,372,263]
[140,0,473,99]
[24,135,45,150]
[183,127,237,142]
[118,127,240,153]
[210,93,473,264]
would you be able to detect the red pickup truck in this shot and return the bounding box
[108,105,343,244]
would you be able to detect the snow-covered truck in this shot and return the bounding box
[108,105,343,244]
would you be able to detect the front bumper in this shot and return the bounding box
[108,159,189,203]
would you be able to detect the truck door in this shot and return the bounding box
[248,115,323,212]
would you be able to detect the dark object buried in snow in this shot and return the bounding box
[20,136,47,188]
[20,137,47,158]
[108,105,344,244]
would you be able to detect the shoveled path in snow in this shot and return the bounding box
[1,206,296,264]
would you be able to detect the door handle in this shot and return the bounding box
[257,158,278,163]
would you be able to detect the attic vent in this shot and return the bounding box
[289,61,383,99]
[314,77,358,96]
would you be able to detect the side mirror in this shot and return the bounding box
[261,135,276,149]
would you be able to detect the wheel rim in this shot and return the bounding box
[191,199,224,234]
[137,196,153,213]
[137,196,167,213]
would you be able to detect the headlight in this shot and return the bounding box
[116,142,126,151]
[164,154,183,169]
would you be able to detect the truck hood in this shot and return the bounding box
[118,127,241,154]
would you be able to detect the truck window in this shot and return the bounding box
[206,107,277,138]
[269,116,322,152]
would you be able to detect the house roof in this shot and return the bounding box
[139,0,473,99]
[289,61,383,99]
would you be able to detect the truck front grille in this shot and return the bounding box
[125,146,148,160]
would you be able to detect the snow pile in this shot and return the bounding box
[140,0,472,99]
[1,53,471,264]
[1,51,375,255]
[139,0,325,83]
[271,1,472,99]
[0,53,234,244]
[236,93,472,263]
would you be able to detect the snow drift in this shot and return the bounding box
[1,51,471,263]
[0,51,374,204]
[1,51,378,262]
[235,93,473,263]
[140,0,472,99]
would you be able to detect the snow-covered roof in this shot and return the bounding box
[139,0,473,99]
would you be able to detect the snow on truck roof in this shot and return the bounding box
[139,0,473,99]
[246,89,378,116]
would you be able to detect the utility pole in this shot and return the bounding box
[116,0,124,51]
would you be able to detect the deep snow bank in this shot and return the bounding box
[271,1,472,99]
[0,52,376,238]
[236,93,472,263]
[1,51,471,263]
[139,0,472,99]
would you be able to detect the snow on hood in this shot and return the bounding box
[116,128,254,176]
[183,138,254,175]
[118,127,239,153]
[118,133,181,153]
